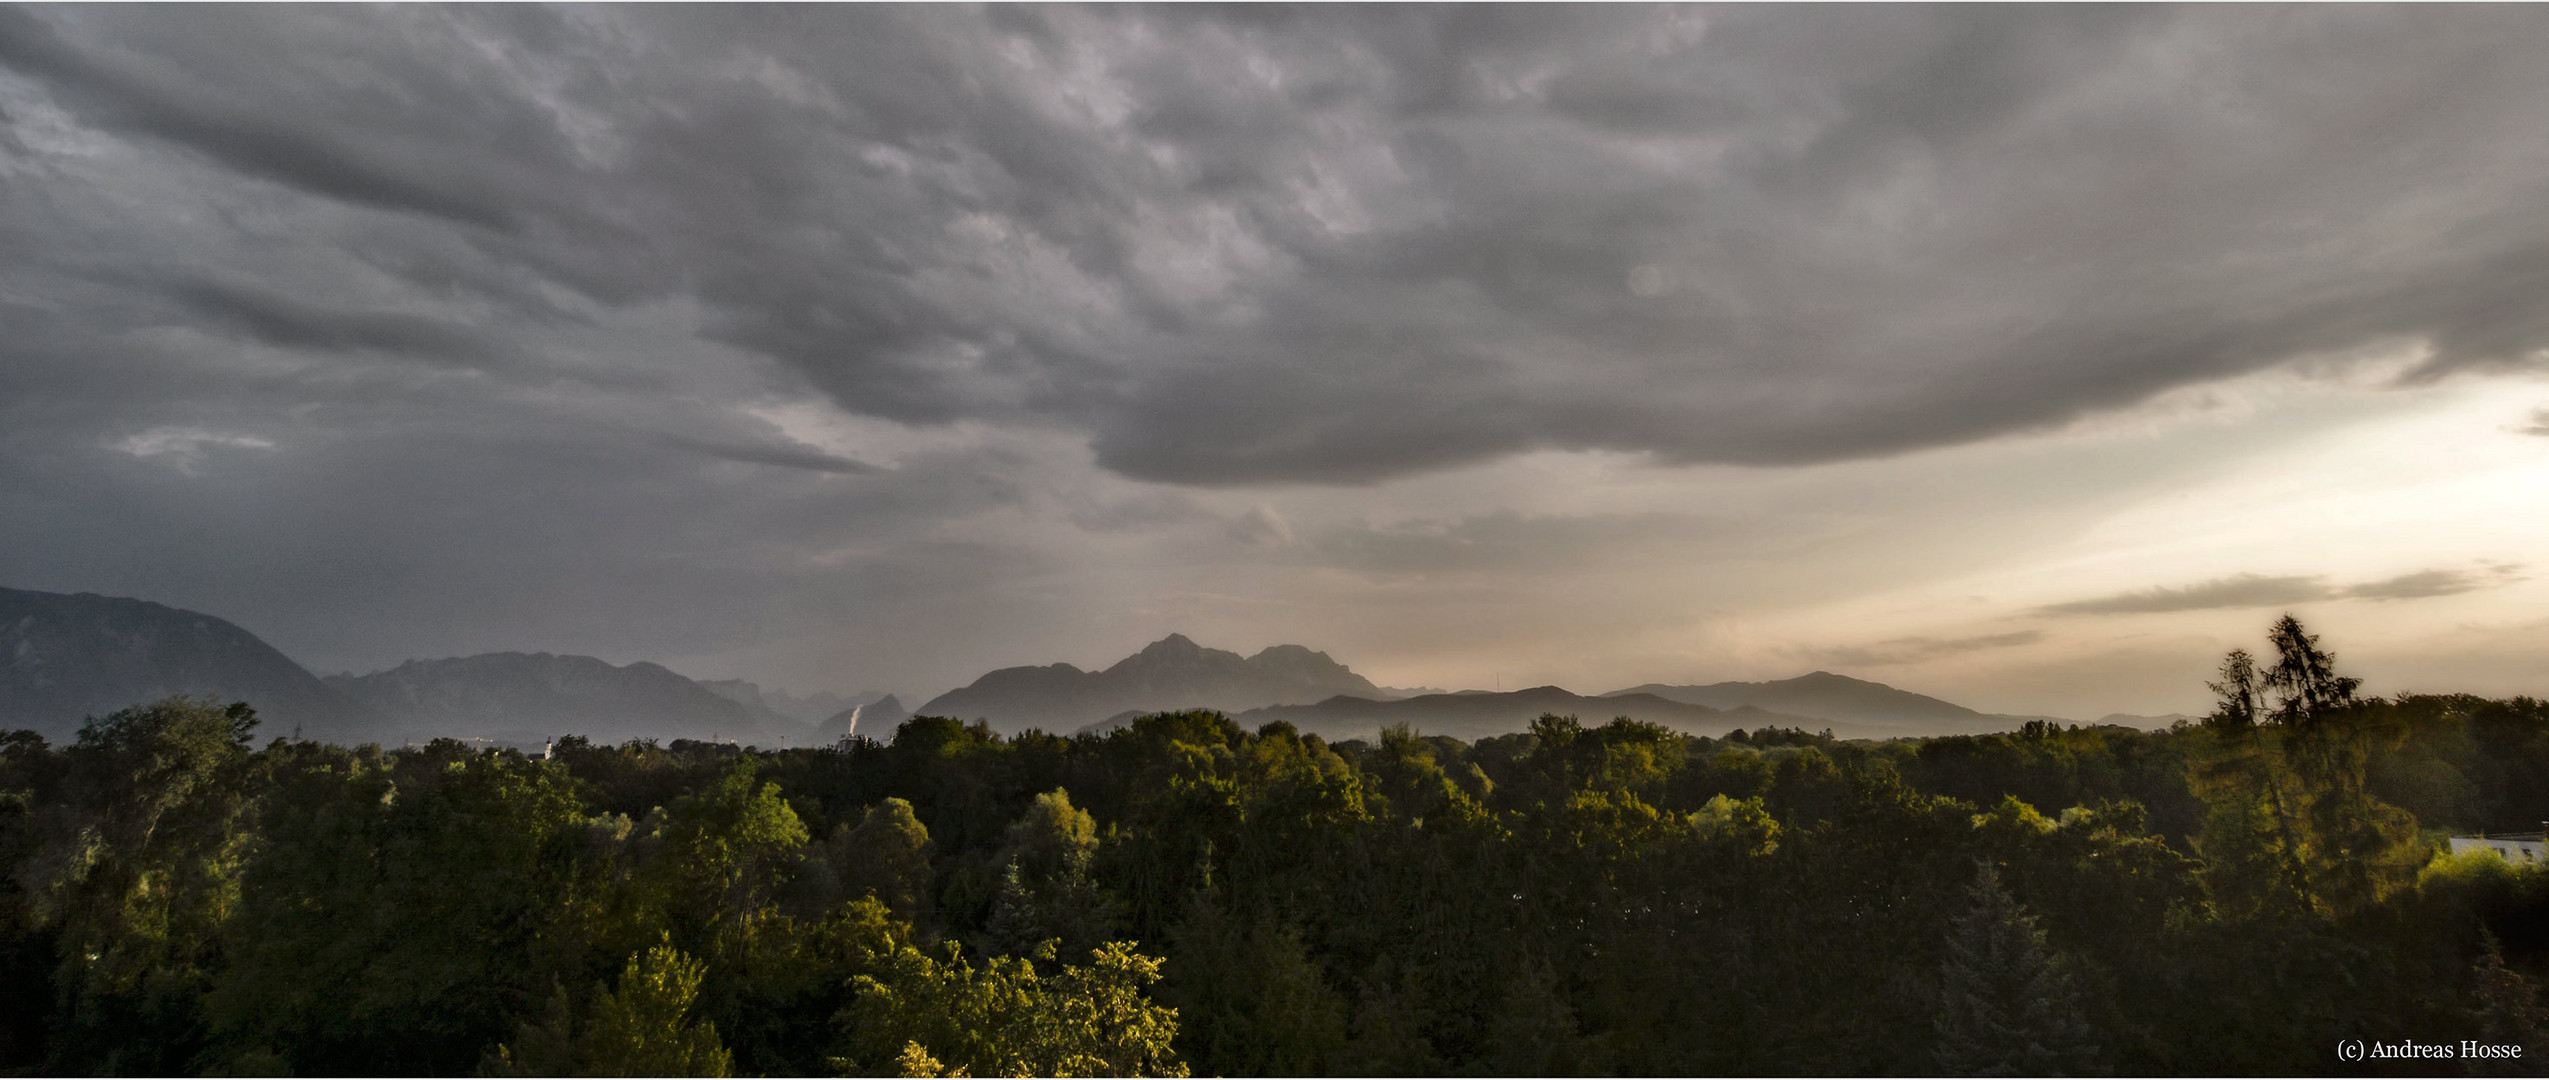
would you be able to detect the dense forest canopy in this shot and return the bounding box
[2,618,2545,1076]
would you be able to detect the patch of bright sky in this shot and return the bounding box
[112,427,279,475]
[1120,342,2547,716]
[1720,364,2549,717]
[748,400,974,470]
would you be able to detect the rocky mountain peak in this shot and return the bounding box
[1142,632,1200,655]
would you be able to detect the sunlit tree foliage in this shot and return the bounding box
[0,616,2541,1075]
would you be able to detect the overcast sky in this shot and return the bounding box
[5,4,2547,719]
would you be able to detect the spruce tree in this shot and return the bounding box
[1161,898,1348,1076]
[1934,863,2100,1076]
[1484,963,1603,1076]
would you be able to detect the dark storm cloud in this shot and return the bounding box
[10,6,2549,486]
[0,6,546,232]
[162,279,507,364]
[1080,4,2549,481]
[2042,565,2523,615]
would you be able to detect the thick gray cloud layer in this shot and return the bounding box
[10,6,2549,481]
[4,5,2547,696]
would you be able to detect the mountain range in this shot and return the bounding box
[326,653,820,747]
[3,584,2095,746]
[1,586,872,747]
[915,633,1394,734]
[1604,671,2061,738]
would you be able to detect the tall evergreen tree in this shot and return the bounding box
[2262,615,2361,729]
[1339,979,1442,1077]
[1483,962,1603,1077]
[1933,863,2100,1077]
[1162,897,1348,1076]
[2263,615,2417,912]
[2205,649,2262,732]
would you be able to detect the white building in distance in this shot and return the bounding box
[2449,829,2547,865]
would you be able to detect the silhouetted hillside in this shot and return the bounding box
[0,585,377,741]
[1608,671,2049,736]
[329,652,800,746]
[917,634,1386,733]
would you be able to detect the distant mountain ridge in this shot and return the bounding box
[5,586,2080,747]
[918,634,1390,734]
[0,586,878,747]
[691,678,804,731]
[328,653,810,746]
[1607,671,2051,737]
[924,645,2069,742]
[697,679,873,727]
[1216,686,1821,743]
[0,585,379,741]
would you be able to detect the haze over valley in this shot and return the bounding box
[2,584,2068,747]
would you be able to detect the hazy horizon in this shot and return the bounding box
[6,5,2547,721]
